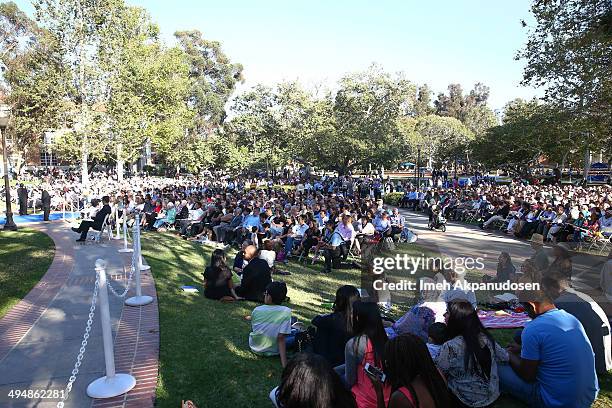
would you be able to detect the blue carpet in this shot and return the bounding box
[0,212,80,225]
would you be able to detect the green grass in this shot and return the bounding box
[140,233,611,408]
[0,228,55,319]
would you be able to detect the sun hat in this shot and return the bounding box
[529,233,544,245]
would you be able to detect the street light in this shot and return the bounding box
[0,104,17,231]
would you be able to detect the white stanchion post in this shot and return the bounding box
[86,259,136,398]
[62,193,66,221]
[137,218,151,272]
[113,206,122,240]
[125,215,153,307]
[117,211,133,253]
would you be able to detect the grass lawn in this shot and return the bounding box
[0,228,55,319]
[140,232,611,408]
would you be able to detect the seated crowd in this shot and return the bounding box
[37,170,611,407]
[264,262,610,408]
[400,178,612,245]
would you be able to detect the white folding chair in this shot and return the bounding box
[89,214,111,243]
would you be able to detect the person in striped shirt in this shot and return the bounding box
[249,282,293,367]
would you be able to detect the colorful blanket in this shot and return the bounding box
[478,310,531,329]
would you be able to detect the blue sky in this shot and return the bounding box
[12,0,539,109]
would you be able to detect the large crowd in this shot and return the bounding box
[5,168,612,407]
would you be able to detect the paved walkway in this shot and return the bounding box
[400,209,612,316]
[0,221,159,408]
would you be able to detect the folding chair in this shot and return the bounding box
[591,234,612,255]
[347,238,361,261]
[88,214,112,243]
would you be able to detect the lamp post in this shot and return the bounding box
[0,105,17,231]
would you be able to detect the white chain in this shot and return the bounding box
[107,250,136,298]
[56,273,100,408]
[106,220,139,299]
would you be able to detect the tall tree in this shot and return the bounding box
[104,7,195,177]
[175,30,243,135]
[33,0,127,185]
[325,66,415,174]
[414,84,434,116]
[415,114,474,169]
[471,98,568,176]
[518,0,612,171]
[225,84,284,173]
[435,82,496,138]
[0,2,70,171]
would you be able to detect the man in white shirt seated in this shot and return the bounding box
[546,205,568,241]
[178,202,204,236]
[281,215,308,256]
[599,208,612,235]
[389,208,405,238]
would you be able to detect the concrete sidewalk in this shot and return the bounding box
[0,221,159,408]
[400,208,612,316]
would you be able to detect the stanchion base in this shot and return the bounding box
[112,236,122,240]
[118,248,134,253]
[86,373,136,399]
[139,264,151,271]
[125,295,153,306]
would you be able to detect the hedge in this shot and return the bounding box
[383,192,404,206]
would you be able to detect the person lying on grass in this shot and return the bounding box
[249,281,293,367]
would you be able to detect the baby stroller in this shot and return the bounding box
[427,205,447,232]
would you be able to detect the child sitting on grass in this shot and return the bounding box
[249,282,293,367]
[426,322,447,359]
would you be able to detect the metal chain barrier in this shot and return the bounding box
[107,215,139,298]
[106,248,137,299]
[56,273,100,408]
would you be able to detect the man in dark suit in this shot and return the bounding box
[17,183,28,215]
[235,245,271,302]
[41,186,52,222]
[72,195,112,242]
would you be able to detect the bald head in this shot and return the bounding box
[243,245,258,261]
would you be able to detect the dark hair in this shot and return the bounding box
[210,249,226,268]
[352,301,387,365]
[276,353,356,408]
[102,195,110,204]
[266,281,287,305]
[446,300,494,379]
[383,335,451,408]
[205,249,230,285]
[428,322,447,345]
[333,285,360,335]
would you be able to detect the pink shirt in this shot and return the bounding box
[336,222,355,242]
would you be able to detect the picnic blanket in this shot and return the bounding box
[478,310,531,329]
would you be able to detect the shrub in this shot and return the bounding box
[383,192,404,206]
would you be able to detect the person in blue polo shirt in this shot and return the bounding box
[498,286,598,408]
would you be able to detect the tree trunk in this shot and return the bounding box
[81,149,89,186]
[583,145,591,184]
[561,150,569,172]
[117,143,124,182]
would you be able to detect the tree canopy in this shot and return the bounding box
[1,0,610,177]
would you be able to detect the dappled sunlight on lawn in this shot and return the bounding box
[0,228,55,319]
[140,231,611,408]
